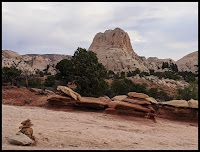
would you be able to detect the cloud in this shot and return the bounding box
[2,2,198,61]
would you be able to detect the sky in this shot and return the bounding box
[2,2,198,61]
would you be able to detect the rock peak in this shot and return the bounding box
[88,28,148,72]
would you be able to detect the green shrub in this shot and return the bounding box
[147,88,159,98]
[109,78,147,98]
[44,75,55,87]
[28,76,43,88]
[110,79,130,96]
[120,71,126,79]
[56,47,108,97]
[147,88,172,101]
[2,67,22,86]
[176,82,198,100]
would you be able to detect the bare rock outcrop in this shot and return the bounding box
[88,28,149,72]
[48,86,111,110]
[157,99,198,121]
[2,50,71,75]
[146,57,176,72]
[106,92,156,122]
[176,51,198,74]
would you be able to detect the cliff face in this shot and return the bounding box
[176,51,198,74]
[88,28,149,72]
[2,50,71,75]
[146,57,176,72]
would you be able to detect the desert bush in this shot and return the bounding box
[126,68,141,77]
[108,70,115,78]
[176,81,198,100]
[28,76,43,88]
[109,78,147,98]
[110,79,130,96]
[120,71,126,79]
[147,88,172,101]
[44,75,55,87]
[139,71,150,77]
[2,67,23,86]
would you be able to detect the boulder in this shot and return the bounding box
[9,133,33,146]
[111,95,127,101]
[188,99,198,108]
[107,101,121,108]
[44,89,55,94]
[114,101,151,113]
[47,95,75,106]
[74,97,110,109]
[127,92,149,99]
[98,96,112,103]
[29,88,55,95]
[29,88,42,93]
[57,86,81,100]
[146,97,158,104]
[121,97,151,105]
[159,100,189,108]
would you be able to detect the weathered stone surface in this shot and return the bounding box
[159,100,189,108]
[176,51,198,74]
[107,101,121,108]
[104,108,117,114]
[122,97,151,105]
[2,50,71,75]
[88,28,148,72]
[78,97,111,105]
[47,95,74,106]
[188,99,198,108]
[98,96,112,103]
[157,105,198,120]
[111,95,127,101]
[146,97,158,104]
[9,133,33,146]
[142,75,189,89]
[74,97,109,109]
[114,101,151,113]
[45,89,55,94]
[116,109,148,117]
[146,57,176,72]
[57,86,81,100]
[127,92,149,99]
[29,88,55,95]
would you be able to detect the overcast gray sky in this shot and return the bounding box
[2,2,198,61]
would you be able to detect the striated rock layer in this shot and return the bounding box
[88,28,149,72]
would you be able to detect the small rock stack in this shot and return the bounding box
[47,86,111,110]
[105,92,158,122]
[9,119,36,146]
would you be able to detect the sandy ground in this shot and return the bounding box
[2,104,198,150]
